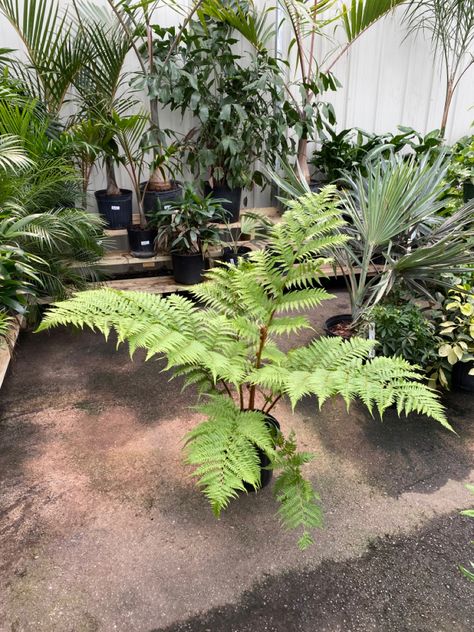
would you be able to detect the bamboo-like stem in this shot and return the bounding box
[264,394,282,415]
[248,324,269,410]
[221,380,233,399]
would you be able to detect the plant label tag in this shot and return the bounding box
[111,205,120,210]
[140,240,150,246]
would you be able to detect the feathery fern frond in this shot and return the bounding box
[185,396,276,516]
[273,432,323,550]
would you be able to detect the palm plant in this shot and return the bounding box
[404,0,474,133]
[0,0,86,116]
[336,152,474,320]
[71,1,137,197]
[106,0,201,193]
[0,91,105,301]
[0,135,33,171]
[39,187,450,549]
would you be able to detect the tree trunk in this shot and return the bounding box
[440,79,454,135]
[105,158,121,196]
[297,137,311,183]
[148,167,172,192]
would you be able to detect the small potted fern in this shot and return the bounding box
[152,184,226,285]
[39,187,451,549]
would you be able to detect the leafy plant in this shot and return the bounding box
[147,5,290,189]
[0,0,86,115]
[440,135,474,215]
[152,184,226,255]
[404,0,474,133]
[335,152,474,320]
[106,0,200,192]
[39,187,450,549]
[311,126,444,183]
[219,211,273,256]
[71,1,137,197]
[433,284,474,388]
[361,302,439,373]
[0,86,105,303]
[270,0,405,180]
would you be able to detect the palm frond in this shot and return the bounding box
[0,134,33,171]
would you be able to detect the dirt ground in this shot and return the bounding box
[0,290,473,632]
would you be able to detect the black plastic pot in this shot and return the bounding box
[204,182,241,223]
[220,246,252,265]
[244,412,281,491]
[127,225,157,258]
[324,314,354,338]
[171,252,206,285]
[141,181,183,218]
[452,360,474,392]
[95,189,133,229]
[463,181,474,203]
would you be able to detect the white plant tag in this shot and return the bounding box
[111,205,120,210]
[140,240,150,246]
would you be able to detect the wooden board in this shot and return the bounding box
[93,276,194,294]
[87,262,366,296]
[0,317,23,390]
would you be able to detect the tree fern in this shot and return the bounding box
[39,187,451,548]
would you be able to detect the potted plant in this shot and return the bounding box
[148,6,291,222]
[329,152,474,333]
[152,184,226,285]
[219,211,273,265]
[39,187,451,550]
[69,4,137,228]
[103,111,164,258]
[360,301,440,381]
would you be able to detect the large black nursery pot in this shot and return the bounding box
[171,252,206,285]
[95,189,133,229]
[141,181,183,219]
[220,245,252,266]
[244,412,281,491]
[127,225,157,259]
[204,182,241,223]
[463,181,474,203]
[324,314,354,338]
[452,360,474,392]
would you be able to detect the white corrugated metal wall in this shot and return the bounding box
[0,1,473,208]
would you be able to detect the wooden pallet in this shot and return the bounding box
[90,263,360,295]
[0,316,24,390]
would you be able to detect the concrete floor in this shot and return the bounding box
[0,290,473,631]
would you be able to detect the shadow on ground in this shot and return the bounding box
[297,393,474,498]
[154,512,473,632]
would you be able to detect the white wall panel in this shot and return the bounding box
[0,1,473,208]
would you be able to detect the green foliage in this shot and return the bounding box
[0,81,105,308]
[146,7,290,188]
[311,125,444,183]
[361,302,439,371]
[441,136,474,215]
[432,284,474,388]
[340,0,405,41]
[0,0,86,115]
[152,184,226,254]
[403,0,474,131]
[185,396,276,515]
[0,310,12,341]
[336,152,474,319]
[39,187,451,548]
[272,431,322,550]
